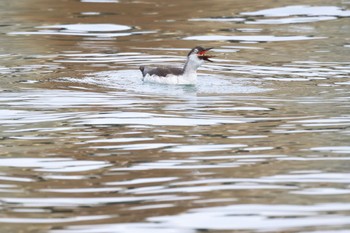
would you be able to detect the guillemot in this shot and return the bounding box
[139,46,213,85]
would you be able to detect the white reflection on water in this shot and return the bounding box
[184,35,324,42]
[0,195,189,207]
[189,17,245,22]
[0,215,110,224]
[248,16,336,25]
[38,24,131,32]
[40,187,123,193]
[164,144,247,152]
[291,188,350,195]
[105,177,178,186]
[111,161,241,171]
[241,5,350,25]
[261,173,350,184]
[309,146,350,154]
[50,203,350,232]
[241,5,350,17]
[91,143,177,150]
[9,24,155,37]
[123,183,295,194]
[85,137,153,143]
[75,112,244,126]
[0,109,78,125]
[1,1,350,232]
[0,89,154,110]
[51,223,194,233]
[60,69,267,95]
[191,5,350,25]
[148,203,350,231]
[149,172,350,187]
[0,158,111,172]
[109,153,285,172]
[81,0,119,3]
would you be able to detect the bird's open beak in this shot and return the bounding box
[198,48,214,62]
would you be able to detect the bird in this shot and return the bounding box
[139,46,214,85]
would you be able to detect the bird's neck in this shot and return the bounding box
[182,58,202,75]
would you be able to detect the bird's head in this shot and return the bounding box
[187,46,214,63]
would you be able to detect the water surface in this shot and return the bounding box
[0,0,350,232]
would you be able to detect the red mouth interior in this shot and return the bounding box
[198,50,215,61]
[199,50,208,56]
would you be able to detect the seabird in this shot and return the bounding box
[139,46,213,85]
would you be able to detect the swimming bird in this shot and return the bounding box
[139,46,213,85]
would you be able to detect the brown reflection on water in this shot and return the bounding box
[5,0,349,60]
[1,0,350,232]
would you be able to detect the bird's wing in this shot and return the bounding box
[139,66,183,77]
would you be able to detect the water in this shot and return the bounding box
[0,0,350,232]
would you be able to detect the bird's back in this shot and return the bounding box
[139,65,196,85]
[139,66,183,78]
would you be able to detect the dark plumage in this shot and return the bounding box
[139,66,183,78]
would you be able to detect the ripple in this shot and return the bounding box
[40,187,123,193]
[309,146,350,154]
[91,143,176,150]
[164,144,247,153]
[38,24,131,32]
[292,116,350,127]
[111,160,242,171]
[239,5,350,25]
[60,69,268,95]
[86,137,153,143]
[261,173,350,184]
[292,188,350,195]
[241,5,350,17]
[1,1,350,233]
[0,64,61,75]
[0,215,110,223]
[124,183,295,194]
[166,172,350,186]
[0,89,153,110]
[81,0,118,2]
[105,177,178,186]
[75,111,245,127]
[335,81,350,86]
[203,106,271,111]
[109,152,281,172]
[129,204,174,211]
[208,61,350,79]
[248,16,336,25]
[0,158,111,172]
[0,176,34,182]
[190,154,285,160]
[80,12,101,16]
[42,175,90,180]
[189,17,245,22]
[189,5,350,26]
[9,24,154,38]
[0,109,77,125]
[189,5,350,25]
[55,52,349,87]
[184,35,324,42]
[51,223,193,233]
[0,195,181,207]
[50,208,350,233]
[147,203,350,231]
